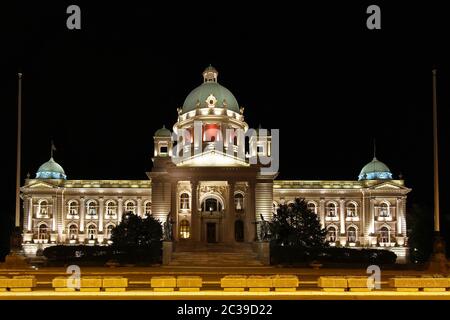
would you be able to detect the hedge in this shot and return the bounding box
[271,245,397,265]
[43,242,162,266]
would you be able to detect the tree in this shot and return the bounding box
[111,212,163,248]
[270,198,328,248]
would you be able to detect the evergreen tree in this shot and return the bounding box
[111,212,163,248]
[270,198,328,248]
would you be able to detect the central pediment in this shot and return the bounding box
[174,150,249,167]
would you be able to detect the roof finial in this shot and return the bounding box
[51,140,56,159]
[373,138,377,160]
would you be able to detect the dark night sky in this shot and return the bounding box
[1,1,449,252]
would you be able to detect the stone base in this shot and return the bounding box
[253,241,270,265]
[249,288,270,292]
[162,241,173,265]
[10,288,32,292]
[104,288,127,292]
[349,288,372,292]
[395,288,419,292]
[55,288,76,292]
[322,288,346,292]
[153,288,174,292]
[275,288,296,292]
[423,288,446,292]
[0,252,30,269]
[223,288,245,292]
[80,288,100,292]
[179,288,200,292]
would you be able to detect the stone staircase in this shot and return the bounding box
[169,242,264,266]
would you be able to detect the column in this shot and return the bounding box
[52,196,57,232]
[118,197,123,223]
[137,197,143,217]
[170,182,177,241]
[191,180,199,241]
[99,197,104,232]
[27,197,33,231]
[339,199,345,234]
[369,198,375,234]
[227,181,235,243]
[396,197,402,235]
[79,196,85,232]
[245,181,256,242]
[319,198,325,228]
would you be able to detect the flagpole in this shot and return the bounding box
[15,73,22,228]
[428,68,447,273]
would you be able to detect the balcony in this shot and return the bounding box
[325,215,339,222]
[34,205,52,219]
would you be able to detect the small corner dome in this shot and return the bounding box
[36,157,67,179]
[181,65,240,114]
[154,125,172,138]
[358,157,393,180]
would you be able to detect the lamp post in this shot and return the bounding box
[428,68,448,273]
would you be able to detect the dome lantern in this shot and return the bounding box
[203,65,218,83]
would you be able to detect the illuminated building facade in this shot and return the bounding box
[20,66,411,260]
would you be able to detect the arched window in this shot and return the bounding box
[180,193,190,210]
[326,203,337,217]
[380,202,389,217]
[125,201,136,214]
[327,226,336,242]
[201,198,222,212]
[39,200,48,215]
[68,224,78,240]
[307,202,317,214]
[234,193,244,211]
[347,202,357,217]
[380,226,390,243]
[87,225,97,240]
[179,220,190,239]
[38,224,48,240]
[347,226,357,243]
[106,201,117,216]
[145,202,152,215]
[106,225,115,239]
[87,201,97,216]
[68,201,78,215]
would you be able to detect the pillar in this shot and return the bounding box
[245,181,256,242]
[137,197,142,217]
[118,197,123,223]
[27,196,33,232]
[170,182,177,240]
[79,196,85,232]
[339,199,345,234]
[396,197,402,235]
[227,181,235,243]
[99,197,104,232]
[369,198,375,234]
[191,180,199,241]
[52,196,57,232]
[319,198,325,228]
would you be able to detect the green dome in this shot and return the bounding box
[181,66,240,114]
[36,157,67,179]
[358,157,392,180]
[154,125,172,137]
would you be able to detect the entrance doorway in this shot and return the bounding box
[206,223,216,243]
[234,220,244,242]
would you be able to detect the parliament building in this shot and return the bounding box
[20,66,411,261]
